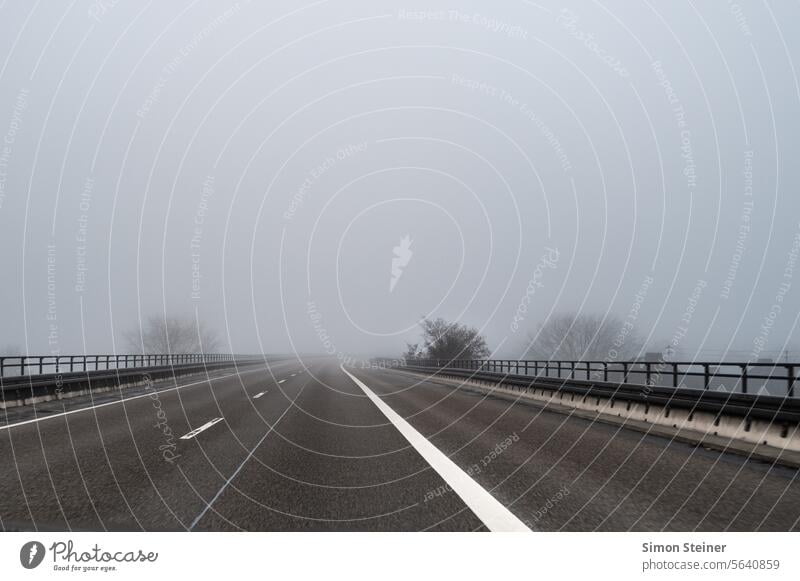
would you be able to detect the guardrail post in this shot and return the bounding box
[788,365,795,398]
[557,361,562,379]
[20,356,25,376]
[703,364,710,390]
[645,363,651,386]
[603,362,608,382]
[673,363,678,388]
[586,362,591,380]
[39,357,43,375]
[622,362,629,383]
[740,364,748,394]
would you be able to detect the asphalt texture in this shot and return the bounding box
[1,358,798,531]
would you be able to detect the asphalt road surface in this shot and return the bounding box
[1,358,799,531]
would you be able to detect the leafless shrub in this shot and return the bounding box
[525,312,644,361]
[124,315,220,354]
[408,317,490,361]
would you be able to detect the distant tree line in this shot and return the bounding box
[402,311,646,363]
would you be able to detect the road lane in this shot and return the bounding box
[0,359,305,530]
[2,357,799,531]
[354,365,800,531]
[191,362,485,531]
[341,365,529,532]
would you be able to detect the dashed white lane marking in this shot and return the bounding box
[252,391,267,399]
[189,378,308,530]
[278,379,286,384]
[0,365,272,432]
[340,365,530,533]
[180,417,224,440]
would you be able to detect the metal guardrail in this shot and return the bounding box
[399,364,800,423]
[403,359,799,397]
[0,354,266,408]
[0,353,239,379]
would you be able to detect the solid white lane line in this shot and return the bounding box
[252,391,267,399]
[0,365,273,432]
[340,365,530,532]
[179,417,224,440]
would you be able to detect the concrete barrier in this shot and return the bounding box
[399,366,800,458]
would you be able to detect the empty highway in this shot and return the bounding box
[1,358,799,532]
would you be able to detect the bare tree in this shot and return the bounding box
[525,312,644,361]
[409,317,491,361]
[124,315,220,354]
[402,342,423,361]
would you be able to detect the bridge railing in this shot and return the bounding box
[402,359,798,398]
[0,353,241,379]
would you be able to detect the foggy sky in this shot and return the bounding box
[1,0,799,361]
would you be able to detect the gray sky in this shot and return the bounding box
[1,0,799,361]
